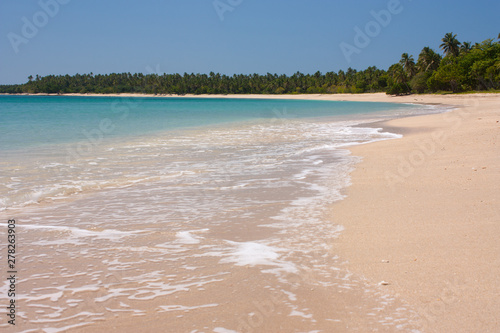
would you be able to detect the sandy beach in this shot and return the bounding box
[325,93,499,332]
[2,0,498,330]
[230,92,500,332]
[67,92,500,331]
[2,92,498,332]
[179,92,500,332]
[131,92,498,331]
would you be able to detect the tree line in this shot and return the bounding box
[386,33,500,94]
[1,68,389,95]
[1,33,498,96]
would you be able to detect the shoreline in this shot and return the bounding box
[330,93,500,331]
[1,91,497,102]
[0,93,438,332]
[49,92,500,332]
[3,92,499,331]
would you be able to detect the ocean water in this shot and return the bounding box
[0,95,443,331]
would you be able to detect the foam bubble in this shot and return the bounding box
[20,224,148,245]
[213,327,239,333]
[175,229,208,244]
[220,241,298,274]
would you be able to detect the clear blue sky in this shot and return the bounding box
[1,0,499,84]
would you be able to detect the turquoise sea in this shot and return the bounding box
[0,95,443,331]
[1,95,415,150]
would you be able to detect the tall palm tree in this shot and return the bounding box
[460,42,472,54]
[440,32,461,57]
[417,47,442,72]
[399,53,416,77]
[388,63,407,84]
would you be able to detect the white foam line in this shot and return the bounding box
[20,291,63,302]
[157,303,218,312]
[213,328,239,333]
[289,309,313,319]
[20,224,149,245]
[95,288,131,303]
[69,285,101,294]
[129,278,225,301]
[105,307,145,314]
[42,321,94,333]
[31,311,104,324]
[175,229,209,245]
[175,231,201,244]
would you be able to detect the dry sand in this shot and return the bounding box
[325,93,500,332]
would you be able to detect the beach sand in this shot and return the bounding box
[183,92,499,332]
[324,93,500,332]
[4,92,499,331]
[113,92,499,331]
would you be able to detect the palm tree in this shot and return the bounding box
[440,32,461,57]
[417,47,442,72]
[388,64,407,84]
[394,69,407,85]
[460,42,472,54]
[400,53,416,77]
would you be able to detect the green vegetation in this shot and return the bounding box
[1,34,498,96]
[386,33,500,95]
[0,69,389,95]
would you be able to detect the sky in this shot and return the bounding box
[1,0,499,84]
